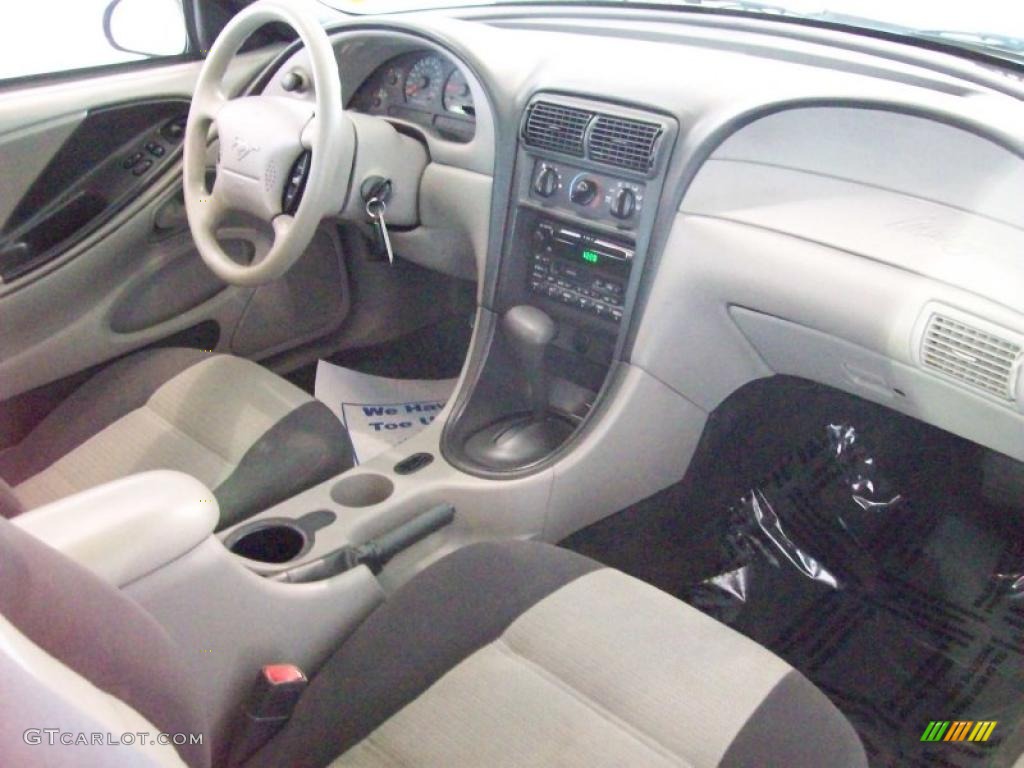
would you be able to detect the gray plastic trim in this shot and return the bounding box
[126,538,383,764]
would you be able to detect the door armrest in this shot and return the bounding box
[13,470,218,587]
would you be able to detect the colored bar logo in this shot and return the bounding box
[921,721,997,742]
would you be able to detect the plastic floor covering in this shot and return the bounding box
[561,377,1024,767]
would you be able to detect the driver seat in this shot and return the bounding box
[0,348,353,529]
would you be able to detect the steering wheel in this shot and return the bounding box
[182,1,349,286]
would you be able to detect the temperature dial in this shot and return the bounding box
[569,175,599,206]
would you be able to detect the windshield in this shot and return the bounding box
[320,0,1024,63]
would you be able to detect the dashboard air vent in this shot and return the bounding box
[587,114,662,172]
[523,101,591,157]
[920,313,1022,401]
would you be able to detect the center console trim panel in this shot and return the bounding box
[440,91,678,478]
[511,93,676,348]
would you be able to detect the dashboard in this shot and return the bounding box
[348,51,476,143]
[266,10,1024,478]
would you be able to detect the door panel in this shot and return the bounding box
[108,237,234,334]
[0,112,83,228]
[0,175,254,399]
[0,99,189,281]
[0,48,353,402]
[0,53,269,135]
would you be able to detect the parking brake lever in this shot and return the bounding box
[270,503,455,584]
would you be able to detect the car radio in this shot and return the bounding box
[526,218,633,323]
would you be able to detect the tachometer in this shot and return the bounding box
[404,55,445,108]
[443,69,474,116]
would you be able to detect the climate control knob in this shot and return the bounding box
[610,187,637,219]
[532,164,560,198]
[569,176,599,206]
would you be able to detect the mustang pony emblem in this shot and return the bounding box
[232,136,260,161]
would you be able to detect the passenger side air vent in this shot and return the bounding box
[523,101,592,157]
[587,114,662,172]
[918,310,1023,401]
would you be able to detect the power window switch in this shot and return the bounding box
[122,151,144,169]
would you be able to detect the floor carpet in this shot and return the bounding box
[561,376,1024,767]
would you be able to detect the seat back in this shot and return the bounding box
[0,516,209,767]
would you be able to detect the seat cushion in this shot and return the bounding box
[0,348,353,528]
[246,541,867,768]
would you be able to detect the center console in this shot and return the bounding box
[443,95,677,474]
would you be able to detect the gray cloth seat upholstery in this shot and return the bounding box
[0,348,353,529]
[247,541,869,768]
[0,516,869,767]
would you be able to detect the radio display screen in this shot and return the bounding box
[564,243,629,276]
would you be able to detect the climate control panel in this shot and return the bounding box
[526,218,633,323]
[529,160,645,227]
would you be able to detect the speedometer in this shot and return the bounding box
[404,55,445,108]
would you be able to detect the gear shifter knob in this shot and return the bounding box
[504,304,556,348]
[503,305,556,419]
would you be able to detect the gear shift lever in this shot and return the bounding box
[462,304,573,470]
[503,305,556,419]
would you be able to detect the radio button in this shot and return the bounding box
[560,264,581,279]
[532,224,554,251]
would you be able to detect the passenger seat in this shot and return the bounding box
[0,519,867,767]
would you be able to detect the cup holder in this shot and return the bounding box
[331,473,394,508]
[226,520,309,563]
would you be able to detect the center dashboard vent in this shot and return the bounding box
[919,310,1023,402]
[523,102,590,157]
[522,100,665,173]
[588,114,662,172]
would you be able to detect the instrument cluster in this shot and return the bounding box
[349,51,476,143]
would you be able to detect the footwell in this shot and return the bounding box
[561,377,1024,767]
